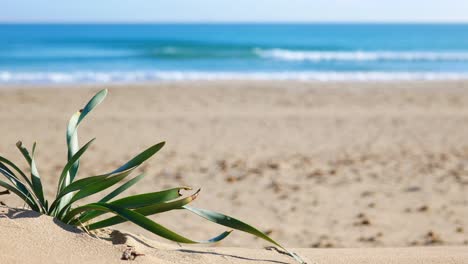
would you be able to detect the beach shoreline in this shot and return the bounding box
[1,79,468,90]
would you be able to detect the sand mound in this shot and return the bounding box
[2,206,468,264]
[0,207,123,263]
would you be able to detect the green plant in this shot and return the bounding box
[0,89,305,263]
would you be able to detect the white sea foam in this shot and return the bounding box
[2,71,468,84]
[254,48,468,62]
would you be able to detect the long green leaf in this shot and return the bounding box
[0,163,31,197]
[50,171,129,215]
[49,175,107,215]
[16,142,45,208]
[57,141,165,206]
[82,188,195,229]
[66,111,81,183]
[69,173,130,204]
[0,155,32,187]
[65,89,108,188]
[0,160,44,213]
[59,111,82,213]
[16,141,31,164]
[67,89,108,183]
[72,173,146,224]
[184,206,306,264]
[55,170,134,218]
[98,173,146,203]
[77,89,108,125]
[65,203,231,244]
[54,141,165,214]
[75,186,186,224]
[0,178,39,211]
[108,187,190,208]
[30,143,45,206]
[111,142,165,174]
[57,138,95,192]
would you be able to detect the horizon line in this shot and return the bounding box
[1,20,468,25]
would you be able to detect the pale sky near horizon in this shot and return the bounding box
[1,0,468,23]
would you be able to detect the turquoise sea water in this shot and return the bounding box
[1,23,468,83]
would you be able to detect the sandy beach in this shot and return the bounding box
[2,80,468,263]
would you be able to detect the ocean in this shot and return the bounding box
[1,23,468,83]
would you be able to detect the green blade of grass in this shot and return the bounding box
[110,142,165,174]
[0,163,31,197]
[83,189,198,229]
[107,187,190,208]
[98,173,146,203]
[64,88,108,205]
[76,89,108,125]
[49,174,109,215]
[71,173,146,224]
[0,156,33,187]
[60,111,82,213]
[16,141,32,164]
[54,142,165,215]
[57,138,95,192]
[50,170,132,215]
[30,143,45,206]
[56,141,165,211]
[16,142,46,208]
[55,170,135,218]
[66,111,81,183]
[0,178,39,211]
[184,206,306,264]
[0,160,45,213]
[76,186,187,224]
[68,173,131,204]
[69,141,165,191]
[65,203,231,244]
[66,89,108,183]
[57,141,165,208]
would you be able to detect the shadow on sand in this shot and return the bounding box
[0,206,82,233]
[0,206,41,219]
[178,249,290,264]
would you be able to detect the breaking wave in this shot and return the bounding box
[2,70,468,84]
[254,49,468,62]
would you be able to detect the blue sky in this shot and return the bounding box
[2,0,468,23]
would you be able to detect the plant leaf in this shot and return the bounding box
[53,141,165,215]
[16,141,32,164]
[77,89,108,125]
[57,138,95,192]
[0,178,39,211]
[66,89,108,183]
[0,155,33,187]
[30,143,46,206]
[83,188,196,229]
[65,88,108,192]
[16,142,45,208]
[98,173,146,203]
[55,169,136,218]
[111,142,165,174]
[184,206,306,264]
[75,186,186,224]
[65,203,231,244]
[66,111,81,183]
[49,174,109,215]
[0,162,31,197]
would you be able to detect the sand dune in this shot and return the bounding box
[2,206,468,264]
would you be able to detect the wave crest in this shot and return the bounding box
[254,48,468,62]
[2,71,468,84]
